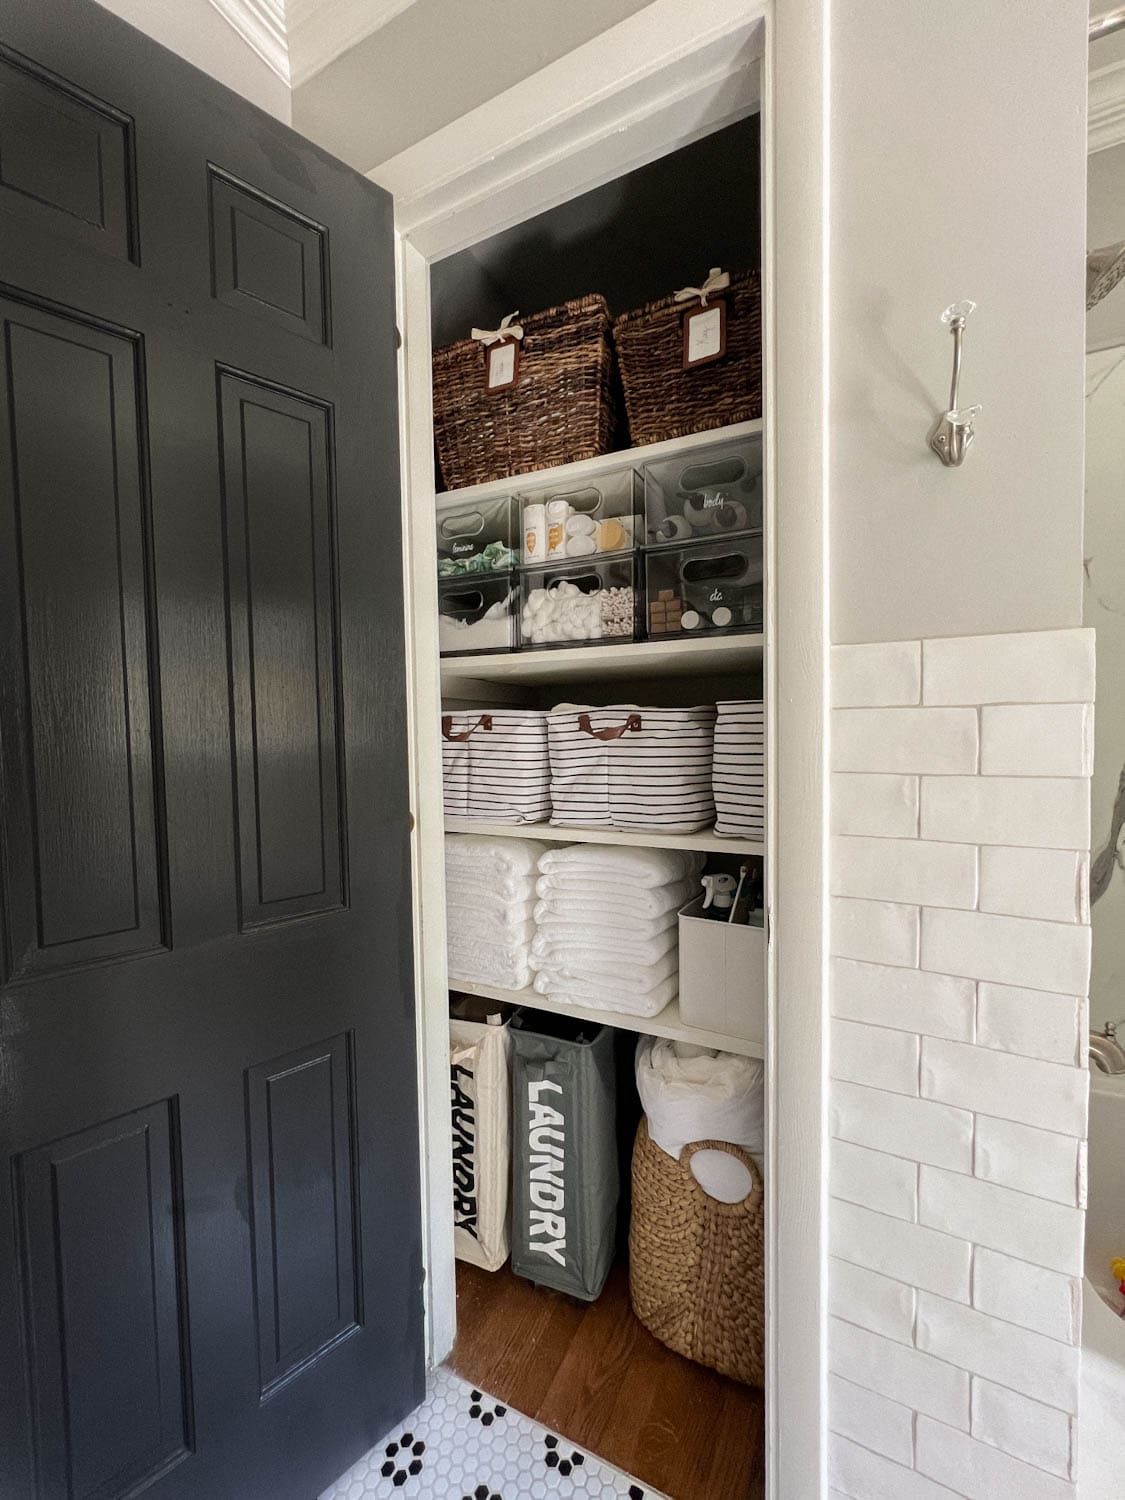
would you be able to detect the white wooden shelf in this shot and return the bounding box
[441,631,763,691]
[444,817,764,856]
[436,418,763,511]
[449,977,765,1060]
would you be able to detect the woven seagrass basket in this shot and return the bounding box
[613,271,763,448]
[628,1118,764,1386]
[432,296,617,490]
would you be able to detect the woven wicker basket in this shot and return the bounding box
[613,271,763,448]
[629,1118,764,1386]
[432,296,617,491]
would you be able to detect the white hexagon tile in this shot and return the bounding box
[319,1365,667,1500]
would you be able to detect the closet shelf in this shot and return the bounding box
[440,632,764,690]
[444,818,764,856]
[449,978,766,1060]
[436,417,763,511]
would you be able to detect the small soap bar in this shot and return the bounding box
[595,518,628,552]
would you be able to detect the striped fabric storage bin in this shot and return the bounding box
[712,699,765,838]
[547,703,717,832]
[441,710,551,823]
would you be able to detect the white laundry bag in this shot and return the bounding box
[635,1037,764,1201]
[449,998,513,1271]
[441,709,551,823]
[547,702,716,831]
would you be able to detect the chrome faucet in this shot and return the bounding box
[1090,1018,1125,1074]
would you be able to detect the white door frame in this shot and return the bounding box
[388,3,829,1495]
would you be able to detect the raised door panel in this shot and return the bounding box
[0,47,136,263]
[246,1034,359,1397]
[209,169,329,345]
[218,370,346,929]
[14,1101,191,1499]
[0,296,165,980]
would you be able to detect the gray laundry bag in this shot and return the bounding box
[509,1010,619,1300]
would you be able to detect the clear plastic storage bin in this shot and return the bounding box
[519,468,642,564]
[643,436,763,547]
[438,573,518,655]
[645,538,762,638]
[520,556,641,648]
[436,493,517,578]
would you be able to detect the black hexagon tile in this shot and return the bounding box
[318,1366,665,1498]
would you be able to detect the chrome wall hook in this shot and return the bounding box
[929,300,980,467]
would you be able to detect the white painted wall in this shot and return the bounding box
[1085,348,1125,1032]
[825,5,1092,1498]
[92,0,292,121]
[829,0,1087,645]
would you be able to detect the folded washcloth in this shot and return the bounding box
[444,870,537,900]
[534,875,699,918]
[448,895,536,927]
[445,833,542,879]
[447,936,531,991]
[537,844,704,888]
[533,948,678,992]
[532,970,678,1018]
[531,907,679,943]
[530,927,678,969]
[451,914,535,948]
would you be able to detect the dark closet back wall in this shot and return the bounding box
[430,115,761,347]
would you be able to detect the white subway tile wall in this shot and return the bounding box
[828,629,1093,1498]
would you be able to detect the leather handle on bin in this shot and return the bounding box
[577,712,642,741]
[441,713,493,742]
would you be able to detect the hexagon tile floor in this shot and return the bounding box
[319,1365,668,1500]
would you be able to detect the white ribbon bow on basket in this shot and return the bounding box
[471,311,525,345]
[674,268,731,307]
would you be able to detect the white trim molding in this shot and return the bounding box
[206,0,290,82]
[287,0,422,88]
[371,0,765,261]
[1089,55,1125,153]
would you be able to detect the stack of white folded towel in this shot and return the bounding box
[445,834,540,990]
[530,845,705,1017]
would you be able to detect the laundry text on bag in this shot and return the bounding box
[527,1079,566,1266]
[450,1063,479,1239]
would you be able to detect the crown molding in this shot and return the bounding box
[373,0,764,260]
[287,0,421,88]
[207,0,290,82]
[1090,55,1125,153]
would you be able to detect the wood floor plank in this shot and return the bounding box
[449,1258,765,1500]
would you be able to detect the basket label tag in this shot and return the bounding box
[683,300,727,369]
[485,336,519,391]
[527,1080,566,1265]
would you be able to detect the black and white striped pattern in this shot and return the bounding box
[547,704,717,832]
[712,699,766,838]
[442,710,552,823]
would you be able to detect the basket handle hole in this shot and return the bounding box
[688,1149,756,1204]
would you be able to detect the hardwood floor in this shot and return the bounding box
[448,1258,765,1500]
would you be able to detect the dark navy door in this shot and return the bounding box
[0,3,423,1496]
